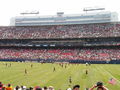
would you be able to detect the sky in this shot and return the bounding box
[0,0,120,26]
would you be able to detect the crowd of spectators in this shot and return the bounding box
[0,48,119,61]
[0,23,120,61]
[0,81,109,90]
[0,23,120,39]
[0,82,56,90]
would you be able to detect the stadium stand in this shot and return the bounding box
[0,48,120,62]
[0,23,120,39]
[0,22,120,63]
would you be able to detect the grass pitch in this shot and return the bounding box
[0,62,120,90]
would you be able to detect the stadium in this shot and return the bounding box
[0,9,120,90]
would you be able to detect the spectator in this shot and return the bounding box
[6,84,12,90]
[48,86,54,90]
[67,85,72,90]
[34,86,42,90]
[72,85,80,90]
[43,86,47,90]
[29,87,33,90]
[0,82,3,87]
[14,86,20,90]
[89,82,108,90]
[0,84,3,90]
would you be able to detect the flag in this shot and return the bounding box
[108,78,117,85]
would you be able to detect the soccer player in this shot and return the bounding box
[69,76,72,84]
[5,63,7,67]
[31,64,33,68]
[65,65,67,68]
[86,70,88,75]
[25,69,27,74]
[53,67,56,72]
[9,63,11,67]
[86,62,88,66]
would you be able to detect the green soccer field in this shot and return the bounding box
[0,62,120,90]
